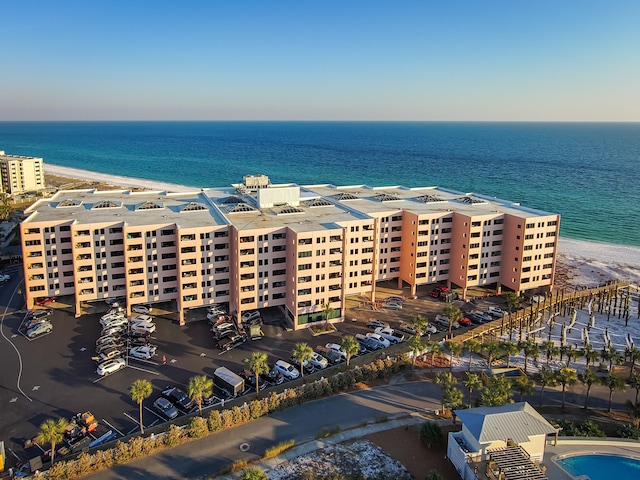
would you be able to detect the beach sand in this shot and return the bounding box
[44,163,640,290]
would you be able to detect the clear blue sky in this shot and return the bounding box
[1,1,639,121]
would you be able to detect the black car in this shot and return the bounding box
[260,368,285,386]
[129,330,151,340]
[217,333,247,352]
[467,313,485,325]
[161,386,195,412]
[240,369,267,391]
[356,336,380,351]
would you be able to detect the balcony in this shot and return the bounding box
[127,245,142,251]
[76,254,92,261]
[329,260,342,267]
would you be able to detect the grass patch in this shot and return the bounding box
[263,439,296,459]
[220,459,249,474]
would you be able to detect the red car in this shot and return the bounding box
[35,296,57,306]
[458,317,471,327]
[435,285,449,293]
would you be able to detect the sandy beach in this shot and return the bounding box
[44,163,640,290]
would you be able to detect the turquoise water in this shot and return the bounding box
[1,121,639,247]
[557,454,640,480]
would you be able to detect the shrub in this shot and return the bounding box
[618,423,640,439]
[264,439,295,459]
[128,436,144,458]
[45,461,67,479]
[221,409,235,429]
[556,419,606,437]
[208,410,223,432]
[425,469,445,480]
[241,466,268,480]
[188,416,210,438]
[113,440,130,464]
[249,399,264,419]
[164,424,185,447]
[75,452,93,476]
[420,422,443,448]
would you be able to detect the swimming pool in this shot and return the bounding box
[556,454,640,480]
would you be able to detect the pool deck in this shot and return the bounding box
[542,438,640,480]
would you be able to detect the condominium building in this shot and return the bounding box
[21,175,560,328]
[0,151,46,195]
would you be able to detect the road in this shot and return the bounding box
[86,380,443,480]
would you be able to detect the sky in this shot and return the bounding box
[1,1,639,121]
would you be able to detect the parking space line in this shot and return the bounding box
[101,419,124,437]
[126,364,159,375]
[143,405,164,422]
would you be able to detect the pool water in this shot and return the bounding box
[557,454,640,480]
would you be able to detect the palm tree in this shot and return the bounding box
[520,340,540,375]
[188,375,214,414]
[37,418,68,464]
[482,341,501,369]
[130,379,152,433]
[629,347,640,379]
[501,341,519,368]
[602,347,624,372]
[628,373,640,404]
[407,335,425,369]
[411,314,428,337]
[321,302,334,329]
[578,368,598,410]
[555,367,578,410]
[581,344,599,368]
[291,342,314,376]
[502,291,520,312]
[243,352,269,398]
[600,372,626,413]
[463,338,481,371]
[341,335,360,367]
[435,371,456,389]
[427,340,442,372]
[534,366,557,408]
[443,305,462,337]
[542,340,558,366]
[565,345,581,368]
[444,340,462,373]
[462,372,482,407]
[513,375,534,402]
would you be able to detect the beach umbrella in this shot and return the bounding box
[584,329,590,347]
[588,299,593,315]
[561,323,566,347]
[589,314,595,331]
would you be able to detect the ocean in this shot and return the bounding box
[1,121,638,247]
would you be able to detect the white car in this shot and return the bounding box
[26,321,53,338]
[488,306,505,317]
[101,325,127,337]
[325,343,347,360]
[100,316,129,328]
[472,310,493,322]
[130,322,156,334]
[101,312,125,322]
[274,360,300,380]
[96,358,126,376]
[384,302,402,310]
[434,314,460,329]
[0,273,10,282]
[308,352,329,370]
[374,327,405,344]
[131,314,153,323]
[366,333,391,348]
[131,305,151,314]
[129,345,157,360]
[241,310,261,323]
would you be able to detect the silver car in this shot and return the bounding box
[26,321,53,338]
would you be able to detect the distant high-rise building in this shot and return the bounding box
[21,175,560,327]
[0,151,46,195]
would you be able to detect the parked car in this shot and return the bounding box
[374,327,405,344]
[0,273,11,282]
[316,345,343,364]
[434,285,449,293]
[472,310,493,322]
[384,302,402,310]
[215,328,237,341]
[96,340,124,355]
[366,319,389,329]
[355,334,381,351]
[211,322,235,334]
[207,304,226,313]
[96,358,126,376]
[130,322,156,334]
[207,307,227,317]
[308,352,329,370]
[397,322,417,335]
[128,336,152,347]
[434,314,459,330]
[458,317,471,327]
[289,356,315,375]
[26,321,53,338]
[261,368,285,386]
[324,343,347,360]
[130,314,153,324]
[366,332,391,348]
[35,296,57,306]
[467,313,486,325]
[488,306,505,317]
[241,310,261,323]
[96,334,124,347]
[385,296,404,303]
[153,397,179,420]
[424,323,438,335]
[92,347,123,363]
[100,311,125,321]
[100,316,129,329]
[274,360,300,380]
[429,289,441,298]
[131,305,151,314]
[240,369,266,391]
[129,330,151,340]
[101,325,126,337]
[161,386,195,412]
[129,345,157,360]
[26,308,53,319]
[217,333,247,352]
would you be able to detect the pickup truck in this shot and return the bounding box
[374,326,405,344]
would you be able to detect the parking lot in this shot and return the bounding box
[0,276,502,469]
